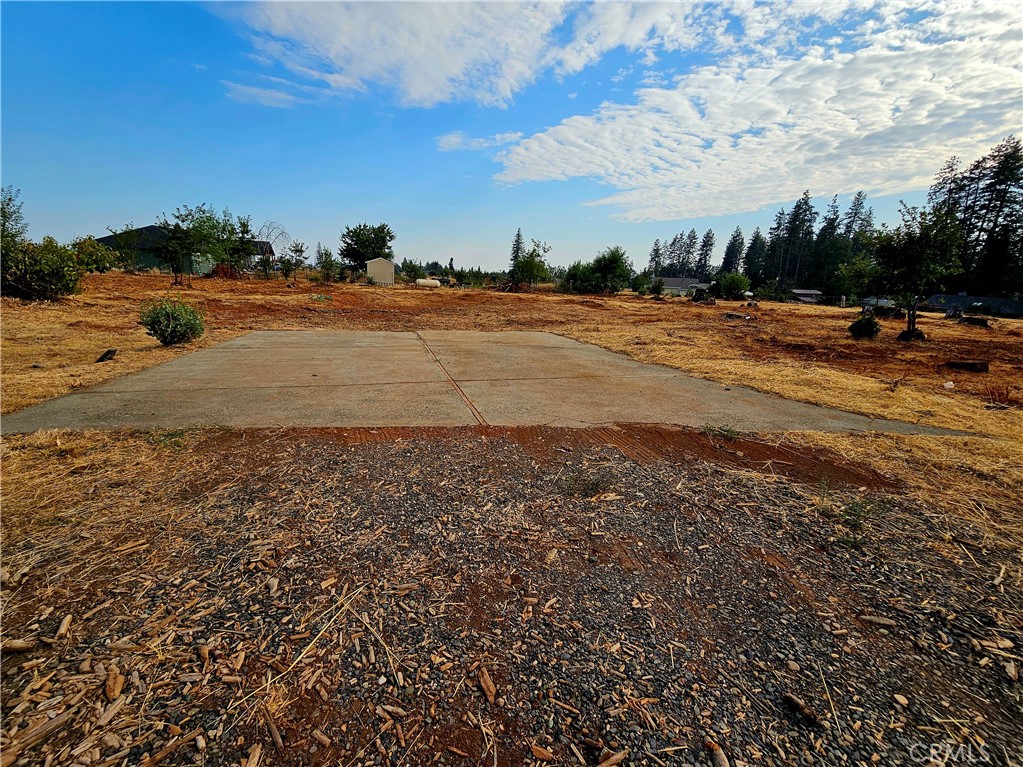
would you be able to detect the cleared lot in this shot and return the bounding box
[0,331,959,434]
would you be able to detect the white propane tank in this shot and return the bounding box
[416,278,442,288]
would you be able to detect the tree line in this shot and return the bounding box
[4,136,1018,303]
[638,135,1021,302]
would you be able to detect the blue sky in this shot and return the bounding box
[3,1,1020,271]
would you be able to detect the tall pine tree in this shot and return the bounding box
[809,195,851,293]
[929,136,1023,295]
[742,228,768,288]
[696,230,715,281]
[781,191,817,286]
[766,208,788,288]
[682,229,699,278]
[648,238,664,275]
[721,226,744,274]
[510,228,525,266]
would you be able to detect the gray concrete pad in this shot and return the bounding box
[1,330,959,435]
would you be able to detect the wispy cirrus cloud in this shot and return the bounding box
[219,2,571,108]
[221,80,312,108]
[437,131,523,152]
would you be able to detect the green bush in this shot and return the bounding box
[715,271,751,299]
[1,236,83,299]
[630,272,651,294]
[71,236,118,273]
[848,313,881,339]
[650,277,664,296]
[140,298,205,345]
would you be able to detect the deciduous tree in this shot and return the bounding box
[872,204,958,339]
[509,239,550,289]
[339,223,395,276]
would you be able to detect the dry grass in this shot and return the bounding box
[0,429,208,595]
[0,289,241,413]
[3,272,1022,550]
[783,431,1023,550]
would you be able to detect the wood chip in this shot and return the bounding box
[313,729,331,747]
[246,743,263,767]
[1,709,76,766]
[1,639,36,653]
[479,665,496,704]
[600,749,629,766]
[782,692,819,724]
[531,744,555,760]
[105,669,124,701]
[705,740,730,767]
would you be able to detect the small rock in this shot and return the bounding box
[893,694,909,707]
[787,661,801,672]
[95,348,117,363]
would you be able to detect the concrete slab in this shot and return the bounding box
[1,330,959,435]
[417,330,677,381]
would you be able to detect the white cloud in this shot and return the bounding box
[494,1,1022,220]
[217,1,1022,221]
[222,80,311,108]
[437,131,523,152]
[222,2,571,108]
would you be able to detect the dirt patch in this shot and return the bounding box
[2,427,1019,767]
[205,424,893,491]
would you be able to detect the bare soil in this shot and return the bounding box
[1,427,1020,766]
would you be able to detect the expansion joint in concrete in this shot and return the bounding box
[415,332,488,426]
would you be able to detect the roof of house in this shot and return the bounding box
[924,293,1023,316]
[95,226,274,257]
[95,225,169,251]
[366,257,394,265]
[660,277,709,290]
[861,296,896,307]
[791,289,823,296]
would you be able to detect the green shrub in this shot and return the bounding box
[715,271,751,299]
[71,236,118,273]
[848,313,881,339]
[630,272,651,294]
[1,236,83,299]
[650,277,664,296]
[139,298,205,345]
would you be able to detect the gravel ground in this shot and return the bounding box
[1,427,1020,767]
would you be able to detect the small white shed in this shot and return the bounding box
[366,257,395,286]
